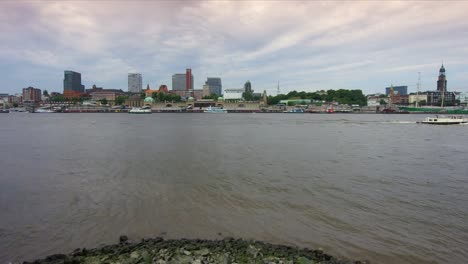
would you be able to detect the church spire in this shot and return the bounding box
[437,64,447,92]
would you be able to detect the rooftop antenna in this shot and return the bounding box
[276,81,280,95]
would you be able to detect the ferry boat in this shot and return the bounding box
[204,106,227,113]
[34,108,55,113]
[283,109,305,113]
[9,108,27,113]
[129,107,152,114]
[417,115,467,125]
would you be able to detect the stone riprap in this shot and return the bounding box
[24,237,368,264]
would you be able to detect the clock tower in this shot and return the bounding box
[437,64,447,92]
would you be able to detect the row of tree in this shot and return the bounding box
[267,89,367,106]
[151,92,182,102]
[242,91,261,101]
[202,93,219,100]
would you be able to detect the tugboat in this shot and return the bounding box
[417,115,467,125]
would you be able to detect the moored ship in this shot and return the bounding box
[204,106,227,113]
[129,107,152,114]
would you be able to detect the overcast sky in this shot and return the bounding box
[1,1,468,95]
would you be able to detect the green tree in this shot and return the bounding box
[43,90,49,97]
[287,101,295,106]
[419,100,427,106]
[242,91,254,101]
[172,94,182,102]
[115,96,126,105]
[202,93,219,100]
[50,95,65,102]
[12,102,19,107]
[158,92,165,102]
[140,92,146,99]
[100,98,108,105]
[379,99,387,105]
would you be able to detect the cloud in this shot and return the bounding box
[1,1,468,94]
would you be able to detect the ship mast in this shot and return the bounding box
[389,85,394,111]
[416,72,421,108]
[441,91,445,108]
[276,81,280,95]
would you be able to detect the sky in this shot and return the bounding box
[1,0,468,95]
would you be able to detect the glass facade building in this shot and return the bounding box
[63,71,84,93]
[204,77,222,96]
[172,74,186,91]
[172,69,194,91]
[385,86,408,96]
[128,73,142,93]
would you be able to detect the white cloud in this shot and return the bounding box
[1,1,468,94]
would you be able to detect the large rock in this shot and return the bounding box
[119,235,128,244]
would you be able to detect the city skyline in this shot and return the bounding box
[1,1,468,95]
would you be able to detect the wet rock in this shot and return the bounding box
[176,255,193,264]
[141,250,151,263]
[297,256,313,264]
[119,235,129,244]
[130,251,140,259]
[247,245,260,258]
[27,237,359,264]
[195,248,210,256]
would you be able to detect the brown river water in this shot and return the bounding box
[0,113,467,263]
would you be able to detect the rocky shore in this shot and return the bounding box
[24,236,368,264]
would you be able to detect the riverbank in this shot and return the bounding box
[24,237,366,264]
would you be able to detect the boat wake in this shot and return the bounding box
[381,121,417,124]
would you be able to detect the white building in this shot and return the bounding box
[128,73,142,93]
[366,95,387,107]
[456,92,468,105]
[408,94,428,104]
[367,98,380,107]
[223,89,244,100]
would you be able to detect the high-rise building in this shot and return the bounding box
[203,77,222,96]
[244,80,252,93]
[22,86,42,102]
[172,69,194,91]
[63,71,85,93]
[437,64,447,92]
[385,86,407,96]
[186,68,193,91]
[172,74,186,91]
[128,73,142,93]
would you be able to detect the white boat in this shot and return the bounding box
[35,108,55,113]
[9,108,27,113]
[129,107,151,114]
[417,115,467,125]
[283,109,305,113]
[204,106,227,113]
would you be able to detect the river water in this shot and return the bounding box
[0,113,467,263]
